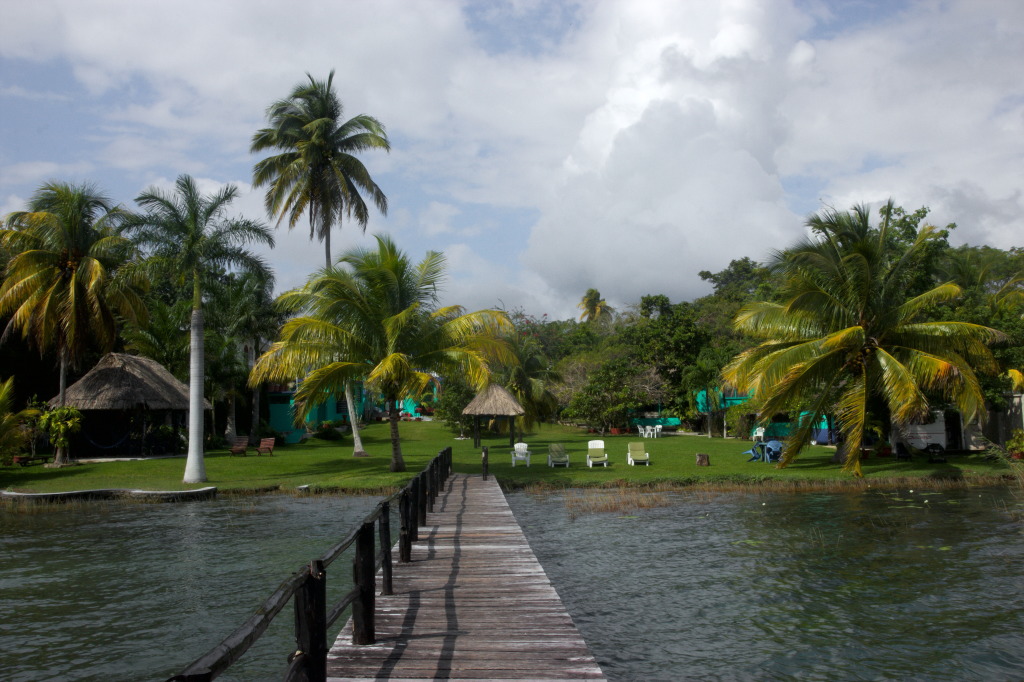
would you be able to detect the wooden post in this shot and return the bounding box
[352,522,376,645]
[426,459,435,514]
[696,453,710,466]
[408,478,419,543]
[379,501,393,595]
[473,415,480,447]
[416,472,427,527]
[433,457,440,506]
[482,446,489,481]
[398,490,411,563]
[293,559,327,681]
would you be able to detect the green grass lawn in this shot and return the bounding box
[1,420,1015,494]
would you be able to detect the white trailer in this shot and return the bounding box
[902,410,985,451]
[903,411,948,450]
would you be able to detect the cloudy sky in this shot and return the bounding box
[1,0,1021,319]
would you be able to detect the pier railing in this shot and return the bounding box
[168,447,453,682]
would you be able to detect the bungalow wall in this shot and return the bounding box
[267,382,374,444]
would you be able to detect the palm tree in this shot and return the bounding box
[495,331,559,431]
[205,270,283,445]
[683,346,731,438]
[122,297,191,380]
[252,69,390,455]
[723,201,1003,476]
[127,175,274,483]
[0,182,147,464]
[251,69,390,268]
[0,377,41,463]
[578,288,614,323]
[251,235,512,472]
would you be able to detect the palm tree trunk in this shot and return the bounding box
[224,388,237,441]
[388,394,406,472]
[249,340,260,445]
[345,382,367,456]
[184,304,207,483]
[53,352,69,466]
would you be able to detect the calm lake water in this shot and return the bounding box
[507,486,1024,681]
[1,485,1022,681]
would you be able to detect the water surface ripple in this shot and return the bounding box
[1,495,379,681]
[506,486,1024,682]
[2,487,1021,681]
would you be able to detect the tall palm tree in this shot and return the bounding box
[251,235,512,472]
[723,201,1003,476]
[1,182,148,464]
[127,175,273,483]
[578,288,614,323]
[251,69,390,268]
[252,69,390,455]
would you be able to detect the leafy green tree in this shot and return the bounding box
[39,405,82,462]
[563,352,664,434]
[724,201,1003,476]
[251,235,512,472]
[508,310,600,362]
[620,297,709,416]
[698,257,774,303]
[127,175,274,483]
[433,374,476,437]
[0,182,147,464]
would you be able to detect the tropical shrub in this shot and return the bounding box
[38,405,82,462]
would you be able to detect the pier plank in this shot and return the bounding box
[327,474,605,681]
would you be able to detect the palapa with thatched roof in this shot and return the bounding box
[52,353,205,411]
[49,353,209,458]
[462,383,524,447]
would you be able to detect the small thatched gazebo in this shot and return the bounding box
[51,353,208,457]
[462,383,525,448]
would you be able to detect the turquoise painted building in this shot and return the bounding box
[267,382,370,444]
[267,381,437,444]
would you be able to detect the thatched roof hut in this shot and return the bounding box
[49,353,208,458]
[462,383,524,447]
[51,352,208,410]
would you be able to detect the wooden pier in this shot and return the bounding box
[327,474,606,681]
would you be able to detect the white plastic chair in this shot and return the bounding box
[586,439,609,467]
[654,424,662,438]
[511,442,531,467]
[752,426,765,443]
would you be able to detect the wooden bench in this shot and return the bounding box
[255,437,276,456]
[228,437,249,456]
[12,453,52,466]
